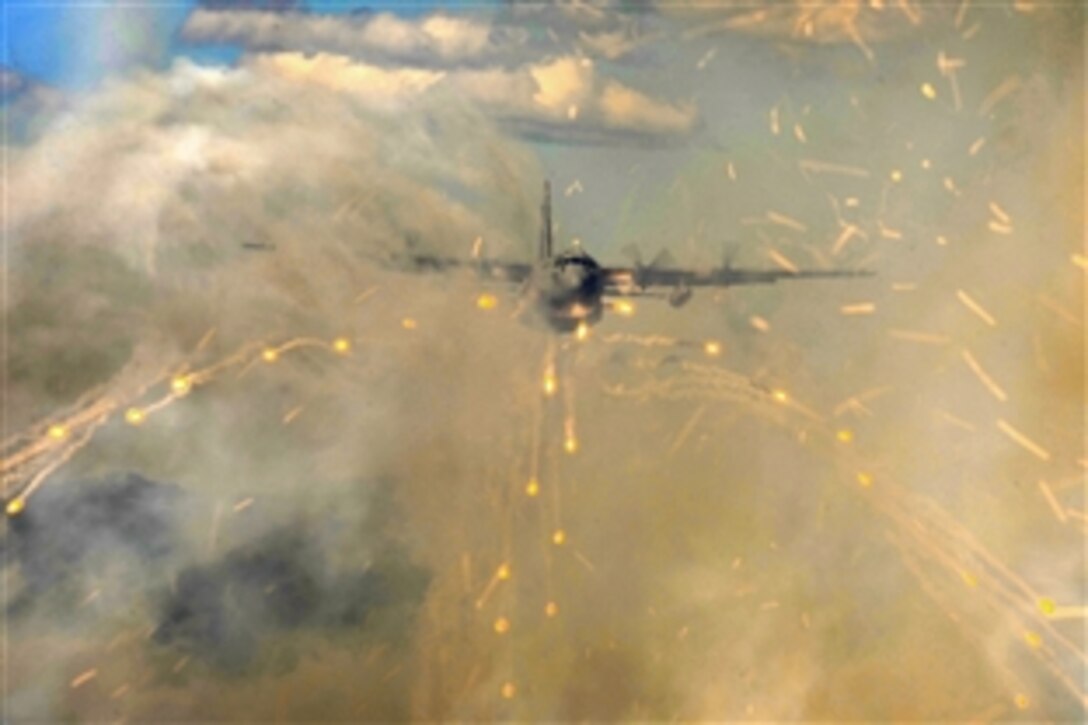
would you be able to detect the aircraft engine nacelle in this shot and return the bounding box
[668,285,693,308]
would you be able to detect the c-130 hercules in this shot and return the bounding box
[394,181,872,334]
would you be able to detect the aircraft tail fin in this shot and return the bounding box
[538,180,553,261]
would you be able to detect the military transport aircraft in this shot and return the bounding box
[392,181,872,334]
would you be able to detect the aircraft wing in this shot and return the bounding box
[392,253,534,284]
[601,265,872,295]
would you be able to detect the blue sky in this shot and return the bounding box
[2,1,498,89]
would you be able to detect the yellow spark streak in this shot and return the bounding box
[954,0,970,28]
[542,366,558,397]
[140,395,176,418]
[170,375,192,396]
[968,137,986,155]
[47,425,68,440]
[934,409,977,432]
[574,550,597,572]
[282,406,303,425]
[501,682,516,699]
[545,601,558,618]
[476,293,498,311]
[769,106,780,135]
[233,497,255,513]
[669,404,706,456]
[879,225,903,240]
[1024,630,1043,649]
[840,303,876,316]
[979,75,1022,117]
[1038,597,1057,616]
[988,202,1012,224]
[766,211,807,233]
[920,83,937,99]
[471,236,484,257]
[836,429,854,444]
[6,497,25,516]
[1037,481,1068,524]
[262,348,279,363]
[768,249,799,273]
[961,350,1008,402]
[563,433,578,455]
[920,159,931,170]
[1072,254,1088,271]
[354,286,378,304]
[856,472,873,488]
[896,0,921,25]
[525,478,540,497]
[401,318,418,330]
[996,419,1051,461]
[936,235,948,246]
[798,159,870,178]
[493,617,510,634]
[889,169,903,183]
[750,316,770,332]
[331,337,352,354]
[70,669,98,689]
[17,423,103,503]
[124,407,145,426]
[957,287,996,324]
[1037,294,1081,327]
[195,327,217,352]
[726,161,737,181]
[831,225,862,256]
[887,329,950,345]
[793,123,807,143]
[552,529,566,546]
[1047,606,1088,621]
[612,299,635,317]
[110,684,130,700]
[703,341,721,357]
[575,322,589,342]
[771,389,789,404]
[475,566,510,608]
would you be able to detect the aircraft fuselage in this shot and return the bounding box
[529,250,606,333]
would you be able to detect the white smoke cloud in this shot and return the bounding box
[182,8,502,65]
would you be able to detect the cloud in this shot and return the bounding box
[182,8,505,66]
[1,65,29,98]
[250,52,696,140]
[178,6,696,143]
